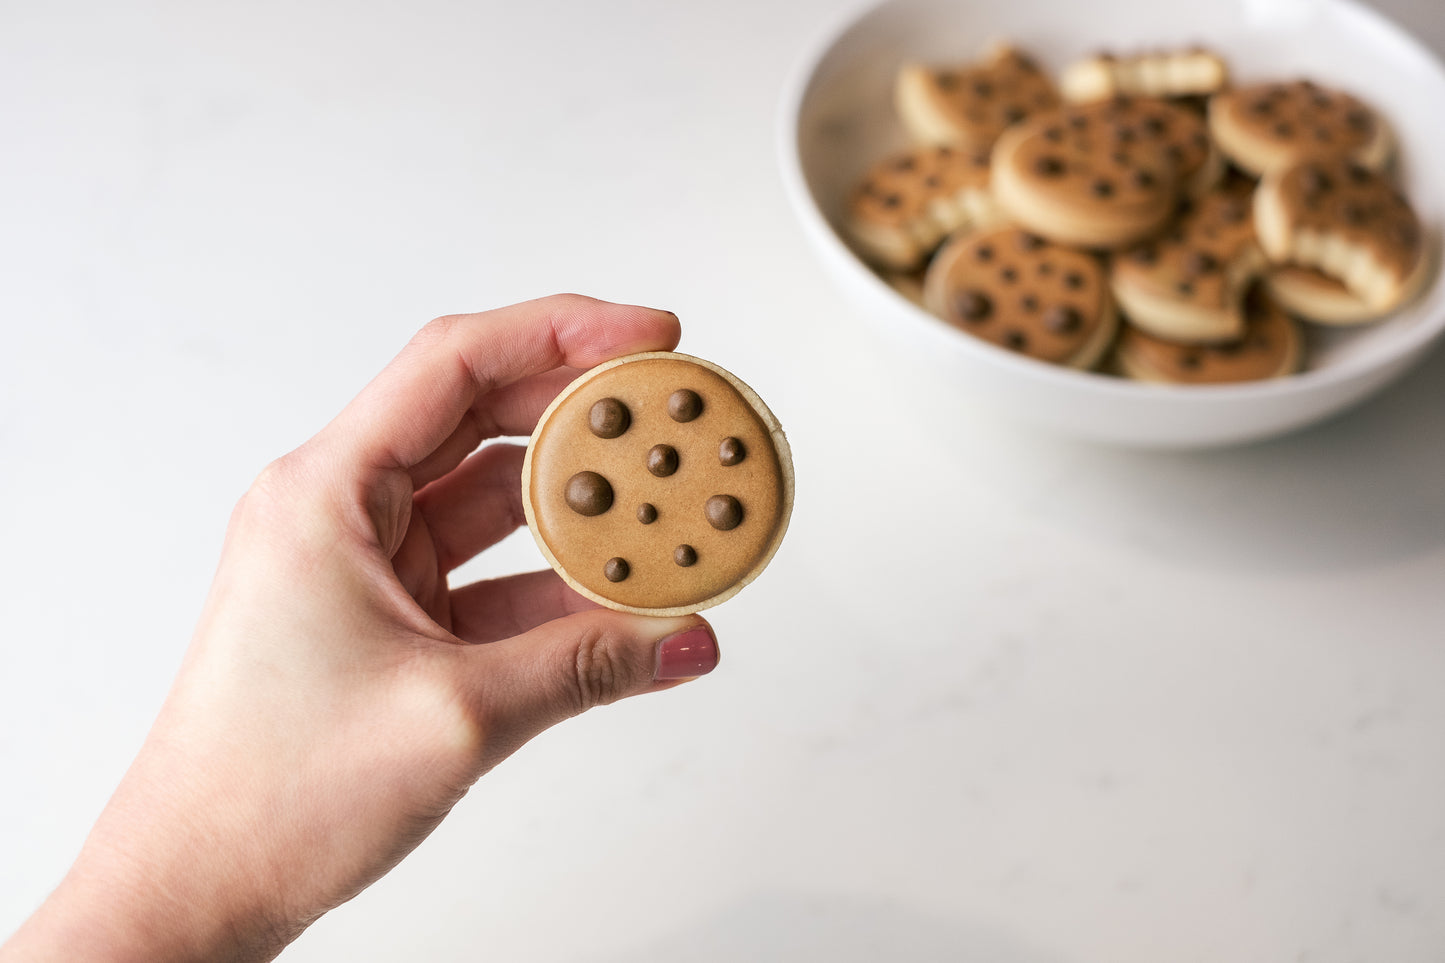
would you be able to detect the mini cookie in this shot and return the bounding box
[523,352,793,616]
[1111,177,1267,343]
[1115,287,1301,384]
[1207,79,1393,177]
[1264,265,1382,326]
[895,45,1060,150]
[846,142,1000,271]
[1254,156,1427,312]
[991,97,1213,249]
[1062,47,1228,102]
[923,224,1118,368]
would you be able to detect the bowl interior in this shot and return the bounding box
[785,0,1445,445]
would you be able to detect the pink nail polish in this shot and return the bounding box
[654,627,719,680]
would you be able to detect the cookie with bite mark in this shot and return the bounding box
[923,224,1118,368]
[1254,156,1428,313]
[1114,287,1301,384]
[1111,177,1267,343]
[523,352,793,616]
[1208,79,1393,177]
[846,142,1000,271]
[1264,266,1383,326]
[895,45,1060,151]
[1062,47,1229,102]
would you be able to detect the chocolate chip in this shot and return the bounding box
[705,494,744,531]
[647,444,679,477]
[1043,126,1064,143]
[1037,261,1055,276]
[565,471,613,516]
[668,389,703,422]
[1113,124,1137,143]
[956,289,992,322]
[588,398,631,439]
[604,557,630,582]
[1179,351,1202,370]
[1063,270,1086,290]
[1003,329,1029,351]
[1183,251,1219,276]
[1249,97,1274,115]
[1002,105,1026,124]
[893,156,917,172]
[1018,232,1045,251]
[1299,167,1332,196]
[1131,244,1159,265]
[1043,305,1081,333]
[719,436,746,466]
[1020,294,1039,312]
[1091,178,1115,198]
[1273,121,1294,138]
[1034,155,1065,177]
[973,79,994,97]
[1142,116,1167,136]
[1000,266,1019,283]
[637,502,658,524]
[881,193,903,209]
[674,544,698,567]
[1131,168,1156,189]
[975,244,995,262]
[1346,109,1372,131]
[937,72,959,91]
[1176,280,1195,296]
[923,174,941,188]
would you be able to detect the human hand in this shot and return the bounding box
[1,295,719,963]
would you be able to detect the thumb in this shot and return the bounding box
[467,610,719,769]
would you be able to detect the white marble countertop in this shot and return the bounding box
[4,1,1445,960]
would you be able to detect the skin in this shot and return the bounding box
[0,295,719,963]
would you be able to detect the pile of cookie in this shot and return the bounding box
[846,45,1431,384]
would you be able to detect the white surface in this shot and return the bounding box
[783,0,1445,448]
[3,1,1445,961]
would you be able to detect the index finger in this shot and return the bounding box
[325,294,681,475]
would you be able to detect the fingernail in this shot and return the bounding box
[654,626,719,680]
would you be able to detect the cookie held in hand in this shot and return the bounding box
[523,352,794,616]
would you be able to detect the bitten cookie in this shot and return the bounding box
[1264,265,1380,326]
[1207,79,1393,177]
[895,45,1059,150]
[1111,177,1267,343]
[1114,287,1301,384]
[923,224,1118,368]
[523,352,794,616]
[1254,156,1427,312]
[991,97,1215,249]
[846,142,999,271]
[1062,47,1228,102]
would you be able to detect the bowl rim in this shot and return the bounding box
[776,0,1445,404]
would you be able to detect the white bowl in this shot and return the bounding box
[779,0,1445,447]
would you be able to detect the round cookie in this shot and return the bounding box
[1254,156,1427,312]
[991,96,1216,249]
[923,224,1118,369]
[846,142,1000,271]
[1114,287,1301,384]
[895,45,1060,151]
[1207,79,1393,177]
[1111,177,1267,343]
[523,352,793,616]
[1062,47,1229,103]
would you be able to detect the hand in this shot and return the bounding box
[1,295,720,963]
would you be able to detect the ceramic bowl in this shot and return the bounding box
[779,0,1445,447]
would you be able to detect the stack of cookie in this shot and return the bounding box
[845,44,1431,385]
